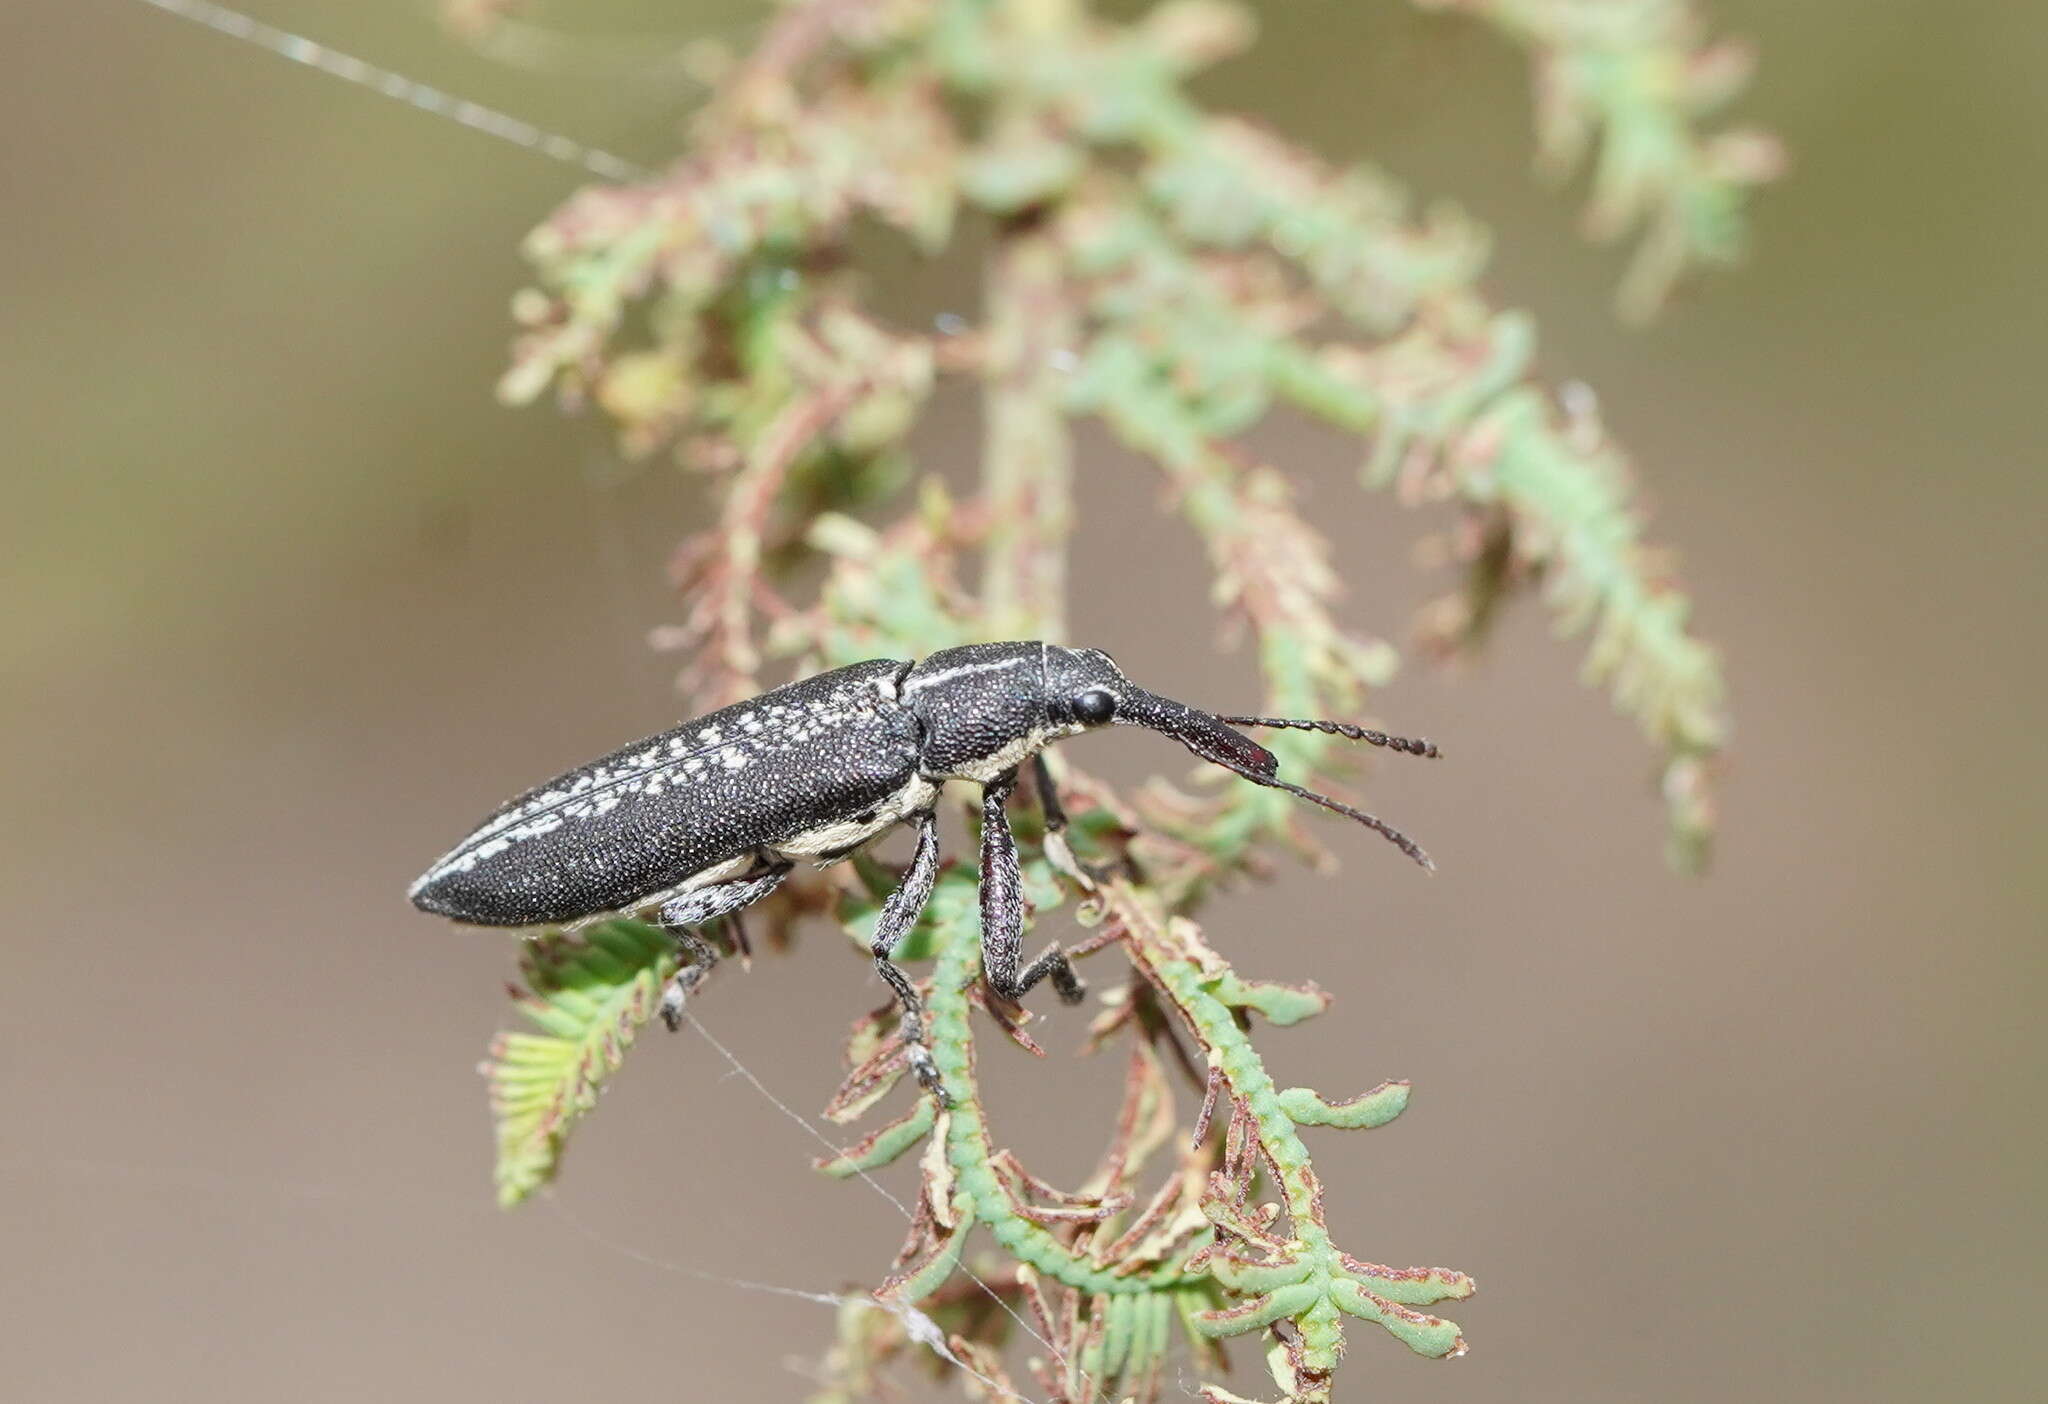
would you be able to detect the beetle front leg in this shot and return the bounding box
[1029,752,1125,889]
[980,768,1085,1007]
[656,863,791,1030]
[869,810,947,1103]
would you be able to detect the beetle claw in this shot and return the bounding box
[905,1042,951,1108]
[659,968,703,1032]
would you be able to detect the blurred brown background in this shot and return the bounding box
[4,3,2041,1401]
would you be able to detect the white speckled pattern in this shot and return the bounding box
[410,659,922,925]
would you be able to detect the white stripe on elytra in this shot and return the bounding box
[900,655,1028,693]
[418,680,896,884]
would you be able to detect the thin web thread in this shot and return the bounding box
[685,1011,1108,1404]
[544,1196,1039,1403]
[128,0,650,182]
[0,1149,1028,1397]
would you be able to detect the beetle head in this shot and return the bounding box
[903,642,1276,783]
[1045,646,1440,870]
[1042,645,1278,777]
[907,642,1437,868]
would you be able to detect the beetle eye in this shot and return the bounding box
[1072,689,1116,725]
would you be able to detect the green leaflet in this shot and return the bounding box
[1211,973,1333,1027]
[1277,1081,1411,1130]
[1328,1276,1468,1359]
[486,921,675,1208]
[813,1100,938,1178]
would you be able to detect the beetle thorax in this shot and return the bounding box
[901,640,1139,782]
[901,642,1061,780]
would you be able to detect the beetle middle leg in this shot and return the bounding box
[656,863,791,1030]
[980,767,1086,1007]
[868,809,948,1103]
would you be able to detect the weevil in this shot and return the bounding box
[409,641,1439,1097]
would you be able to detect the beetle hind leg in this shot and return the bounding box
[868,810,948,1104]
[655,863,791,1030]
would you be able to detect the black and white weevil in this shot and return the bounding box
[409,641,1439,1097]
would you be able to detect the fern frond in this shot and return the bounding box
[1411,0,1784,316]
[1464,383,1725,858]
[486,920,676,1207]
[1065,199,1724,862]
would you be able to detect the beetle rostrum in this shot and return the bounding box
[409,641,1439,1101]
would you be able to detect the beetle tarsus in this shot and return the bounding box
[658,973,694,1033]
[653,865,792,1032]
[905,1042,951,1108]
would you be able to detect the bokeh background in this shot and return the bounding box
[5,3,2042,1401]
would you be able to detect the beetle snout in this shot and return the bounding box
[1115,691,1278,777]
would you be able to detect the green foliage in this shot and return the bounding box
[462,0,1769,1398]
[1413,0,1786,317]
[488,920,677,1207]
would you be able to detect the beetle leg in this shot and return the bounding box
[1029,752,1120,889]
[656,863,791,1030]
[980,768,1086,1007]
[869,810,947,1104]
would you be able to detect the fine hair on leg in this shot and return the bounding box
[978,768,1085,1006]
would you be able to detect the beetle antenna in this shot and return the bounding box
[1202,752,1436,871]
[1214,715,1441,759]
